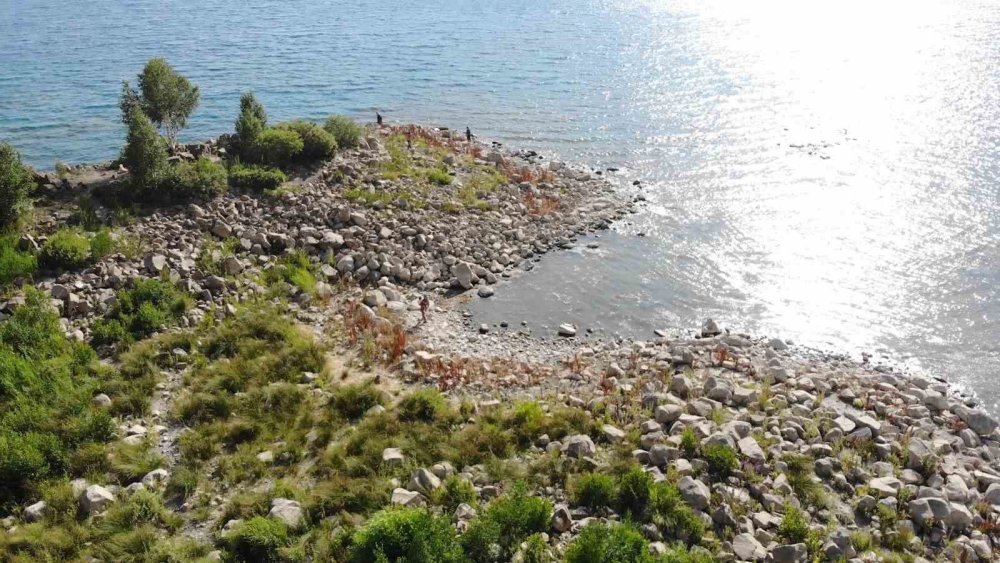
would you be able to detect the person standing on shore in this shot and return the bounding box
[419,295,430,323]
[466,126,472,142]
[376,112,383,126]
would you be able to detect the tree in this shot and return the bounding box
[121,58,200,143]
[0,143,34,232]
[235,92,267,147]
[121,109,168,193]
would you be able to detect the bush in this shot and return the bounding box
[679,428,698,458]
[276,120,337,160]
[616,465,653,519]
[425,168,453,185]
[92,278,191,346]
[161,157,228,202]
[330,381,384,421]
[349,507,463,563]
[397,388,447,422]
[254,128,303,167]
[432,475,477,513]
[572,473,616,511]
[0,143,34,232]
[227,516,289,563]
[565,523,652,563]
[518,533,555,563]
[461,483,551,563]
[121,58,199,141]
[0,237,37,285]
[702,443,738,478]
[38,229,91,270]
[778,504,809,543]
[235,92,267,155]
[229,164,286,192]
[656,544,716,563]
[649,482,704,544]
[90,229,114,261]
[121,108,168,192]
[323,115,362,149]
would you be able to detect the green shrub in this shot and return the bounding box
[90,229,114,261]
[121,108,168,192]
[330,381,384,421]
[649,482,704,544]
[235,92,268,155]
[518,533,555,563]
[276,120,337,160]
[92,278,191,346]
[0,237,37,285]
[0,143,35,232]
[349,507,463,563]
[778,505,809,544]
[572,473,616,511]
[229,164,287,192]
[679,428,698,458]
[702,443,738,478]
[432,475,477,513]
[616,465,653,519]
[227,516,289,563]
[323,115,362,149]
[782,453,826,508]
[161,157,228,202]
[122,58,199,142]
[166,465,199,499]
[656,544,716,563]
[425,168,453,186]
[455,422,514,466]
[38,229,91,270]
[565,523,652,563]
[461,483,551,563]
[398,388,447,422]
[254,128,303,167]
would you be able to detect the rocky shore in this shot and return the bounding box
[2,124,999,562]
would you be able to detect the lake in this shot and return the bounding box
[2,0,999,410]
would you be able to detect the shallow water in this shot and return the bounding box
[2,0,999,409]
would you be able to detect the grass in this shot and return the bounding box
[260,250,318,295]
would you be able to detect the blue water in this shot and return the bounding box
[3,0,1000,410]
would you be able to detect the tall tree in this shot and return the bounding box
[121,58,200,143]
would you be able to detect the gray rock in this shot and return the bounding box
[678,476,710,511]
[23,500,46,523]
[701,318,721,337]
[733,532,766,561]
[268,498,304,529]
[769,543,807,563]
[80,484,115,515]
[552,505,572,533]
[957,406,998,436]
[408,468,442,496]
[454,262,474,290]
[558,323,577,337]
[563,434,596,458]
[391,488,427,507]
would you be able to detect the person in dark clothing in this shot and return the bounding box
[466,127,472,142]
[376,112,383,125]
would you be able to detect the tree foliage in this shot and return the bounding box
[0,143,34,232]
[120,58,199,142]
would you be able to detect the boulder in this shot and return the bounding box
[80,484,115,515]
[678,476,710,511]
[391,488,427,507]
[732,532,766,561]
[563,435,596,459]
[408,468,442,496]
[268,498,304,529]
